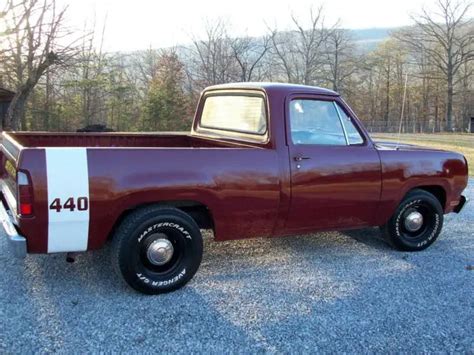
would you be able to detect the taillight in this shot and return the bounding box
[17,171,33,216]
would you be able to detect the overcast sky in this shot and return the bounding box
[56,0,459,52]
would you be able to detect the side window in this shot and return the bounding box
[336,104,364,145]
[290,99,347,145]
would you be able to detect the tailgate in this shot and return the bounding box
[0,132,22,215]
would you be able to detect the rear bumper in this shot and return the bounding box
[453,195,468,213]
[0,199,26,258]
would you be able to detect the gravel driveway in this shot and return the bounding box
[1,180,473,353]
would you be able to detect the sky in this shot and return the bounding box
[55,0,451,52]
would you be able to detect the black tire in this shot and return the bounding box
[111,206,203,294]
[381,189,444,251]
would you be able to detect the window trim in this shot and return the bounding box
[198,91,268,136]
[333,102,350,145]
[333,101,366,146]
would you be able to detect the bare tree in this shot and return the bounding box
[269,6,334,84]
[0,1,20,51]
[132,47,160,93]
[1,0,80,130]
[323,28,359,93]
[395,0,473,131]
[230,34,271,81]
[76,18,108,126]
[186,19,238,89]
[458,58,473,131]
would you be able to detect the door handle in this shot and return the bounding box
[294,156,311,162]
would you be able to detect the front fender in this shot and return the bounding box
[375,149,468,225]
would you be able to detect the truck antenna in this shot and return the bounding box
[396,73,409,149]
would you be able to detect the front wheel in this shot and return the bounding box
[111,206,203,294]
[381,189,444,251]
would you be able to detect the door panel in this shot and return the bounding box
[285,96,381,233]
[286,145,381,232]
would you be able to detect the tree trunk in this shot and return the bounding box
[44,71,51,131]
[446,71,454,131]
[422,76,429,133]
[434,83,440,132]
[384,66,390,131]
[333,47,339,92]
[4,90,30,131]
[461,62,471,132]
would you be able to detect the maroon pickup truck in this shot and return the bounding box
[0,83,469,294]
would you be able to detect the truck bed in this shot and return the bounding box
[0,130,281,254]
[5,132,250,149]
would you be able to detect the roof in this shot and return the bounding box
[205,82,339,96]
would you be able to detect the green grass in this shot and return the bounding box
[372,133,474,176]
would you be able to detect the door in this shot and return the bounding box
[285,95,381,233]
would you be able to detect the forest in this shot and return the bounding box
[0,0,472,133]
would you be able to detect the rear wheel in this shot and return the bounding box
[381,189,444,251]
[111,206,203,294]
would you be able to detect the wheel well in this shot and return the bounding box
[413,185,446,209]
[108,201,214,241]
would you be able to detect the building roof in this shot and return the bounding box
[205,82,339,96]
[0,88,15,102]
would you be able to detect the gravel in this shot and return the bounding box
[1,179,473,353]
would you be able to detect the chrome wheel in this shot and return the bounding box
[397,198,441,248]
[146,237,174,266]
[382,189,444,251]
[140,229,185,275]
[404,211,424,232]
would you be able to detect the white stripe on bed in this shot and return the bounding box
[46,148,90,253]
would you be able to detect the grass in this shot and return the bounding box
[371,133,474,176]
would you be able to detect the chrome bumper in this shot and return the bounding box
[453,195,468,214]
[0,199,26,258]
